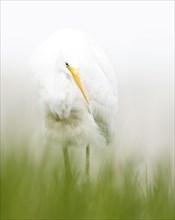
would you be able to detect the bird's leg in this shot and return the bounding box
[86,145,90,184]
[63,147,72,179]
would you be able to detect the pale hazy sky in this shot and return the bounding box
[1,1,174,81]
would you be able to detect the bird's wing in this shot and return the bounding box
[87,44,118,144]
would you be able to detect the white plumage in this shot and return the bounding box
[30,29,118,150]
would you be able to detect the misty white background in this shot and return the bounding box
[1,1,174,168]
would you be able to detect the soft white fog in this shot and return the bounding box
[1,1,174,166]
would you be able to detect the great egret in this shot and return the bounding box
[30,29,118,181]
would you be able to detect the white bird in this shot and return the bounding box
[30,29,118,181]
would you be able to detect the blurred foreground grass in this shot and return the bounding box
[1,143,174,220]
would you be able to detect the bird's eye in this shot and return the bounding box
[65,62,69,67]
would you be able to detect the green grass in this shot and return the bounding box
[1,144,174,220]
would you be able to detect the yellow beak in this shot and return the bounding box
[68,66,89,104]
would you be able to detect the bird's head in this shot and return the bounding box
[64,61,89,104]
[60,48,89,105]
